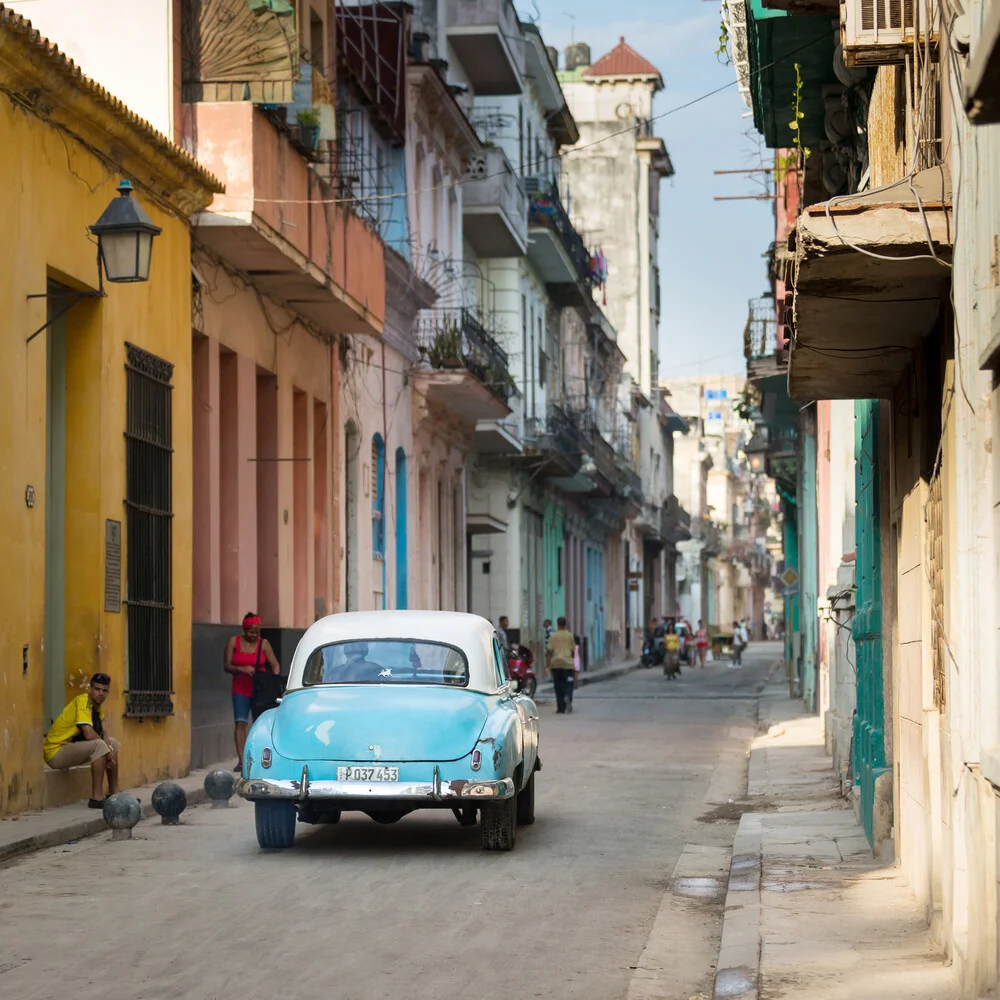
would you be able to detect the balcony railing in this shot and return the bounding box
[525,178,592,286]
[417,309,514,404]
[747,423,798,456]
[744,295,779,362]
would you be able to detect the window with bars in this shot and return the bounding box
[371,434,385,560]
[124,343,174,717]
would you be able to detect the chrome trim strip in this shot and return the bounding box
[237,776,515,801]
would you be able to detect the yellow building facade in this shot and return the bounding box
[0,9,220,814]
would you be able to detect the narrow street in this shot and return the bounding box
[0,647,777,1000]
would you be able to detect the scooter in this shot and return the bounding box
[641,633,665,668]
[508,645,537,698]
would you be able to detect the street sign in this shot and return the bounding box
[781,567,799,588]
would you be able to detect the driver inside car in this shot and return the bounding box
[337,642,385,682]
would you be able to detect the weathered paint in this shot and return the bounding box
[0,21,218,814]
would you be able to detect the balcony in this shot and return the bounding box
[523,403,584,480]
[184,103,384,336]
[789,168,953,400]
[743,295,785,379]
[661,495,692,545]
[463,147,528,257]
[697,517,723,556]
[445,0,525,95]
[525,178,594,303]
[413,309,512,424]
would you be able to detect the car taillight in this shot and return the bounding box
[471,749,482,771]
[262,747,272,769]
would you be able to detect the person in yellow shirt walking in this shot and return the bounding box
[42,673,121,808]
[546,617,576,714]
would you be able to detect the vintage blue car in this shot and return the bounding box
[238,611,541,851]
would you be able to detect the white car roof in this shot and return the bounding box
[284,611,504,693]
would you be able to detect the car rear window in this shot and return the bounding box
[302,640,469,687]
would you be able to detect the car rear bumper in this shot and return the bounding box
[237,768,515,803]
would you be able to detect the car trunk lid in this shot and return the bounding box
[270,686,491,762]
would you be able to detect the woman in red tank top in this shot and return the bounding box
[225,613,280,774]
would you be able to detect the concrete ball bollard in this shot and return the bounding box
[204,769,237,808]
[151,781,187,825]
[103,792,142,841]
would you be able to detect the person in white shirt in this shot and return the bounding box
[731,620,748,667]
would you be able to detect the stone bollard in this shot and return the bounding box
[103,792,142,841]
[151,781,187,825]
[204,769,237,808]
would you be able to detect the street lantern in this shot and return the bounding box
[748,452,766,474]
[89,180,162,283]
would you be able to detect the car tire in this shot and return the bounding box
[481,795,517,851]
[524,676,537,698]
[254,801,296,849]
[516,772,535,826]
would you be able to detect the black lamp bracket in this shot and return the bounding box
[25,248,106,346]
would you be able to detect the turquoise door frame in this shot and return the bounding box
[395,447,407,609]
[853,399,888,848]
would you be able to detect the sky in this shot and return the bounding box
[527,0,774,378]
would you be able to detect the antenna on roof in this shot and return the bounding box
[563,12,576,44]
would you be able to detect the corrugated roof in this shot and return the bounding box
[583,36,663,88]
[0,4,222,194]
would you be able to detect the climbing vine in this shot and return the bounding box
[716,2,732,65]
[788,63,811,161]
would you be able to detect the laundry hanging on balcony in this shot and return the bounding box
[589,247,608,304]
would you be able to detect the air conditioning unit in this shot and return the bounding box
[841,0,939,68]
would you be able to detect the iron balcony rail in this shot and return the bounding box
[743,295,779,361]
[460,308,513,403]
[747,423,798,456]
[524,177,592,286]
[417,309,513,404]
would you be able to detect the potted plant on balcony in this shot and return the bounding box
[296,107,321,151]
[428,318,462,369]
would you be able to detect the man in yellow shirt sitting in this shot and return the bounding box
[42,673,121,808]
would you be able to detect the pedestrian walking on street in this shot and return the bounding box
[225,613,280,775]
[695,620,709,668]
[730,620,748,668]
[546,617,576,714]
[42,672,120,808]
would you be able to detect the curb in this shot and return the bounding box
[0,780,211,866]
[713,812,763,1000]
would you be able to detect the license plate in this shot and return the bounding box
[336,766,399,781]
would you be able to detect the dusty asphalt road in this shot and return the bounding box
[0,644,780,1000]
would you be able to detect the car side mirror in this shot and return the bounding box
[275,697,283,705]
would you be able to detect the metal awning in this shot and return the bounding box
[788,168,953,401]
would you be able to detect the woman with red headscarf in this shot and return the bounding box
[225,613,280,774]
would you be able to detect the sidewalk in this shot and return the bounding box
[0,761,232,865]
[714,677,960,1000]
